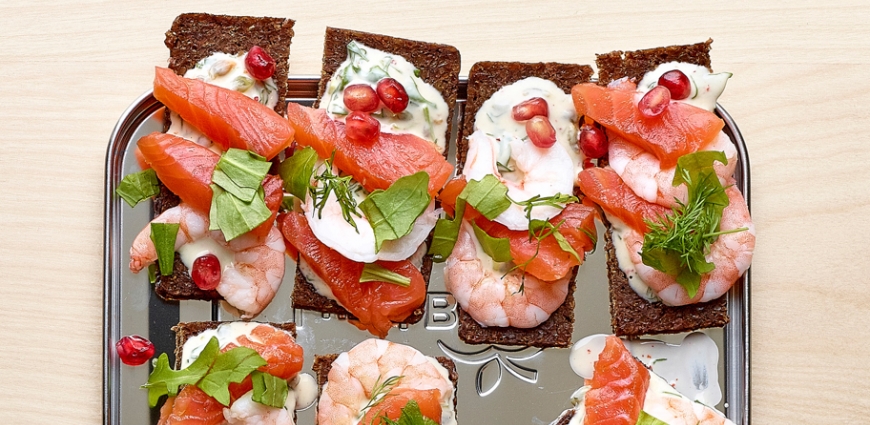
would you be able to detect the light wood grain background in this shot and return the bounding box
[1,1,868,423]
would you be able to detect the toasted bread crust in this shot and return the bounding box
[595,39,712,86]
[457,61,593,173]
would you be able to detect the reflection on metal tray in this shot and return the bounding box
[103,76,750,425]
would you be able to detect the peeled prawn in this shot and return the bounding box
[608,131,737,208]
[129,203,285,319]
[224,391,295,425]
[444,222,570,328]
[317,339,455,425]
[620,185,755,306]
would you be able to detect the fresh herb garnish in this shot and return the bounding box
[360,263,411,287]
[361,375,402,413]
[311,152,362,231]
[358,172,431,252]
[150,222,179,276]
[251,370,289,408]
[116,168,160,207]
[208,149,272,240]
[378,400,439,425]
[636,410,669,425]
[277,146,318,201]
[641,151,746,297]
[212,149,272,202]
[471,221,513,263]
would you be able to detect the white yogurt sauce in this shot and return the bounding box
[168,52,279,150]
[636,62,731,112]
[607,216,659,302]
[319,41,450,153]
[177,237,237,279]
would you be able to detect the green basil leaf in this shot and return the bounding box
[212,148,271,202]
[471,221,512,263]
[636,410,669,425]
[277,146,318,201]
[197,346,267,406]
[150,222,179,276]
[464,175,511,220]
[209,184,271,241]
[358,172,431,252]
[360,263,411,287]
[251,371,289,408]
[142,337,218,407]
[116,169,160,207]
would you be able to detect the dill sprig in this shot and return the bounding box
[360,375,402,415]
[310,152,362,232]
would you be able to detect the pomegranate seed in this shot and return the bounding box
[343,84,380,112]
[191,254,221,291]
[578,124,609,158]
[511,97,549,121]
[376,78,409,113]
[345,111,380,144]
[526,116,557,149]
[116,335,155,366]
[245,46,276,80]
[657,70,692,100]
[582,158,596,169]
[638,85,671,118]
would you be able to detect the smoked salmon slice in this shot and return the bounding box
[153,67,293,160]
[285,102,453,198]
[360,388,443,424]
[572,82,723,168]
[583,335,650,425]
[577,167,670,234]
[137,132,284,234]
[278,211,426,338]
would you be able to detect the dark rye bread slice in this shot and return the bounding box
[171,321,297,369]
[594,40,729,337]
[452,62,592,348]
[291,28,460,326]
[152,13,295,302]
[457,61,594,174]
[312,352,458,422]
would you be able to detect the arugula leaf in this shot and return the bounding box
[198,346,267,406]
[359,172,431,252]
[471,221,512,263]
[277,146,318,201]
[251,371,289,408]
[360,263,411,287]
[379,400,439,425]
[116,168,160,207]
[209,184,272,241]
[636,410,669,425]
[641,150,744,297]
[142,337,218,407]
[150,222,179,276]
[212,149,271,202]
[428,200,465,263]
[463,175,512,220]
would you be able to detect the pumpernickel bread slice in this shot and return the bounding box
[152,13,295,303]
[593,40,731,337]
[451,61,592,348]
[291,28,461,328]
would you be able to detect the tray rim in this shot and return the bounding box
[102,75,751,425]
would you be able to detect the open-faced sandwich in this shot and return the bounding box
[119,13,296,319]
[312,338,458,425]
[432,61,598,348]
[277,27,460,338]
[145,321,314,425]
[575,40,755,337]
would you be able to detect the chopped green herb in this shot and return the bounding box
[358,172,430,252]
[310,153,362,232]
[360,263,411,287]
[117,168,160,207]
[361,375,402,413]
[150,222,179,276]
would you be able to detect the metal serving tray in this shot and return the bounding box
[104,77,751,425]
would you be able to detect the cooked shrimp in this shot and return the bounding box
[463,130,575,231]
[642,389,731,425]
[620,185,755,306]
[129,203,285,319]
[317,339,455,425]
[608,131,737,208]
[224,391,295,425]
[443,221,570,328]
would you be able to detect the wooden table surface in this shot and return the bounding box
[1,1,868,423]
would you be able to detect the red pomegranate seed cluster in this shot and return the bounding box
[342,77,411,144]
[637,69,693,118]
[511,97,557,149]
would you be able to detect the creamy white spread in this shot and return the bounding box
[608,216,659,302]
[563,333,731,425]
[636,62,731,112]
[319,41,450,153]
[168,52,279,150]
[177,237,237,280]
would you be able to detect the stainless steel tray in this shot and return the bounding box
[103,77,751,425]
